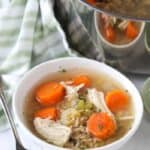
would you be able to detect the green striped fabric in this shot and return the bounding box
[0,0,103,131]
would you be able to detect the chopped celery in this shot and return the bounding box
[76,100,94,112]
[85,102,93,109]
[76,100,85,110]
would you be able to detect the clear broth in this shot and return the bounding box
[24,68,134,149]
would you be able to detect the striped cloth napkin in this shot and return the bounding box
[0,0,103,130]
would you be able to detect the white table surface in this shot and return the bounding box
[0,74,150,150]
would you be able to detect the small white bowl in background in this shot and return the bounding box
[13,57,143,150]
[94,12,145,57]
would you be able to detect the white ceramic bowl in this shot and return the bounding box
[94,12,145,57]
[13,57,143,150]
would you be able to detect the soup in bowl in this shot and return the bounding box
[95,13,145,57]
[13,57,143,150]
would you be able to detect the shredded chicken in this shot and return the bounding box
[34,118,71,146]
[118,20,128,31]
[87,89,113,117]
[61,82,84,101]
[109,16,117,26]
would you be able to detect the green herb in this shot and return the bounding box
[61,69,67,72]
[98,124,103,130]
[58,68,67,73]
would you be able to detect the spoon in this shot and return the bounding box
[0,87,26,150]
[80,0,150,21]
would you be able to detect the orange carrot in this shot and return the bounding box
[126,22,138,39]
[87,112,116,140]
[34,107,58,120]
[106,90,129,113]
[35,82,65,106]
[86,0,96,5]
[105,25,116,42]
[72,75,91,88]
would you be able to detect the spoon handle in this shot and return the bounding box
[16,141,26,150]
[0,90,23,146]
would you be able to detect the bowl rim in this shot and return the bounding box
[94,12,145,49]
[13,57,143,150]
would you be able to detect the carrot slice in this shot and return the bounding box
[72,75,91,88]
[35,82,65,106]
[106,90,129,113]
[87,112,116,140]
[126,22,138,39]
[34,107,58,120]
[86,0,96,5]
[105,25,116,42]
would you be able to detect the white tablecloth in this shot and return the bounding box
[0,74,150,150]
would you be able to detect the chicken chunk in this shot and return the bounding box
[34,118,71,146]
[61,82,84,101]
[87,88,113,117]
